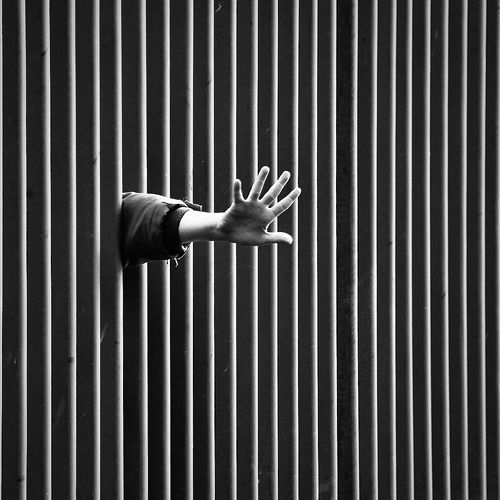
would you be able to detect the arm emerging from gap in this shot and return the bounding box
[121,167,301,269]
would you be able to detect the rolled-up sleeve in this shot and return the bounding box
[121,192,200,269]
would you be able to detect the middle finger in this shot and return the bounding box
[261,170,290,205]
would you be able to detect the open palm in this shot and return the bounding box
[216,167,301,245]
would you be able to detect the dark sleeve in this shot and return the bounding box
[121,192,201,269]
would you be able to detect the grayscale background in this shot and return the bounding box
[1,0,499,499]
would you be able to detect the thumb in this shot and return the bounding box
[264,231,293,245]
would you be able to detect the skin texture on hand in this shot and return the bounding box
[178,166,301,245]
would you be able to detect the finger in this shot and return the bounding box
[261,170,291,205]
[263,231,293,245]
[247,166,270,200]
[270,187,301,217]
[233,179,244,203]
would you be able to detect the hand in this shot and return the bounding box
[215,166,301,245]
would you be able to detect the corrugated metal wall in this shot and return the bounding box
[1,0,499,498]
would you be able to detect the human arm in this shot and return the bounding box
[121,167,300,268]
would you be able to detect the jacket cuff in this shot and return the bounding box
[121,192,201,268]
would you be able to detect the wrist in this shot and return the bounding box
[178,210,224,243]
[209,212,225,241]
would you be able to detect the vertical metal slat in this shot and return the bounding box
[439,0,451,496]
[352,2,359,495]
[114,0,124,496]
[98,0,124,495]
[493,0,500,492]
[138,0,148,497]
[496,0,500,491]
[447,0,469,496]
[422,0,433,493]
[459,0,469,494]
[373,0,380,495]
[230,1,237,497]
[398,0,415,496]
[0,0,3,489]
[336,0,359,496]
[207,1,216,498]
[162,3,172,499]
[185,1,194,498]
[444,0,452,493]
[270,0,278,497]
[388,0,397,496]
[292,1,299,496]
[477,0,487,494]
[485,0,500,496]
[465,0,487,495]
[406,0,415,495]
[250,1,259,498]
[42,0,53,495]
[329,1,338,497]
[162,1,171,498]
[68,1,77,496]
[358,0,378,495]
[18,0,27,497]
[92,0,101,495]
[310,0,319,497]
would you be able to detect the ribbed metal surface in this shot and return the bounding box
[2,1,500,498]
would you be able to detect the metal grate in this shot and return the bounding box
[1,0,499,498]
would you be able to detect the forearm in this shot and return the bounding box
[178,210,224,243]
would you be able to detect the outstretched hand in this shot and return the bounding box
[215,166,301,245]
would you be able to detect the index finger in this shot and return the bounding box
[247,166,270,200]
